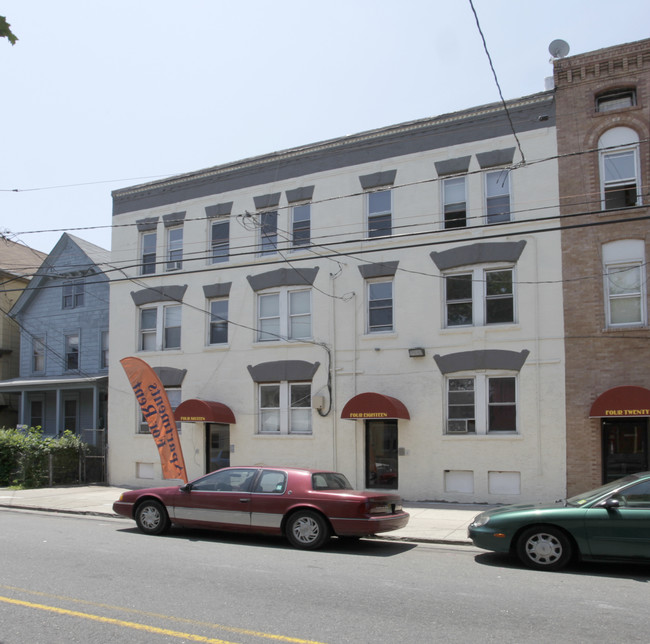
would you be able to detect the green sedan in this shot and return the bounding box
[468,472,650,571]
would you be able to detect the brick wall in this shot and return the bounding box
[555,39,650,494]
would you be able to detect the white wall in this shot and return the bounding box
[108,116,566,503]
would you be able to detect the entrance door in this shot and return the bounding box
[206,423,230,473]
[602,419,648,482]
[365,419,398,489]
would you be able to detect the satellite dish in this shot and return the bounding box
[549,39,570,59]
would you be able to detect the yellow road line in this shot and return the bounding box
[0,595,234,643]
[1,585,325,644]
[0,594,327,644]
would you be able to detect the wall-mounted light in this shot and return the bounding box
[408,347,425,358]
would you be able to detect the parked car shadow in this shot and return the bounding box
[474,551,650,580]
[117,525,417,557]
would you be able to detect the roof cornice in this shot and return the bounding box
[112,92,554,214]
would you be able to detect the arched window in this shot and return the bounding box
[598,127,641,211]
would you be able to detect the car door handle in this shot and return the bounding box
[239,498,250,503]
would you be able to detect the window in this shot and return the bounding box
[32,337,45,373]
[446,274,472,326]
[443,177,467,229]
[209,298,228,344]
[599,127,641,211]
[485,270,514,323]
[211,218,229,263]
[603,239,646,328]
[596,89,636,112]
[253,470,288,494]
[259,382,312,434]
[62,280,84,309]
[257,288,311,342]
[603,151,639,209]
[139,387,181,434]
[140,308,157,351]
[141,231,156,275]
[446,375,517,434]
[367,279,393,333]
[292,204,311,248]
[606,264,643,326]
[167,227,183,270]
[164,307,182,349]
[445,268,514,327]
[65,334,79,371]
[447,378,475,433]
[191,468,257,491]
[139,304,182,351]
[100,330,109,369]
[613,479,650,508]
[488,377,516,432]
[367,190,392,237]
[485,171,511,223]
[312,472,352,490]
[30,398,43,429]
[260,211,278,255]
[63,398,78,433]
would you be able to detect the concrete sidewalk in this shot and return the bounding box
[0,485,490,545]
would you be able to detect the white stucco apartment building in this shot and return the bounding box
[107,90,565,503]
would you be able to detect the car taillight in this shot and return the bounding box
[367,501,393,515]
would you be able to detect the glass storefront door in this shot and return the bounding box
[602,419,648,482]
[206,423,230,473]
[365,419,398,489]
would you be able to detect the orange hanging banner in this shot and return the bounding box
[120,356,188,483]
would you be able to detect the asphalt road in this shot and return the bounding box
[2,509,649,643]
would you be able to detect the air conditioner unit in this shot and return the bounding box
[447,425,468,434]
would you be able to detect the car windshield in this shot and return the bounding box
[312,472,353,490]
[566,474,643,506]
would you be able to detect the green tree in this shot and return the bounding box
[0,16,18,45]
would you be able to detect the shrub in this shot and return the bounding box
[0,427,86,488]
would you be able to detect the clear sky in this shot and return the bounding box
[1,0,649,253]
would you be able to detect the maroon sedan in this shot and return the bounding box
[113,466,409,549]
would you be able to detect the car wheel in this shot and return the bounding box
[285,510,330,550]
[135,500,170,535]
[516,526,572,571]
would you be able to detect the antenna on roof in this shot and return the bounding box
[548,39,570,59]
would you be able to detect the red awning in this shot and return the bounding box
[589,386,650,418]
[174,399,236,424]
[341,392,410,420]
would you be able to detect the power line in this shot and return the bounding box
[468,0,526,165]
[2,203,648,296]
[5,134,645,245]
[0,173,180,193]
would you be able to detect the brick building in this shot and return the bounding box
[554,39,650,494]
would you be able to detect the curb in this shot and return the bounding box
[0,502,474,546]
[0,503,124,519]
[377,534,473,547]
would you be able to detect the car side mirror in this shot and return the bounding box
[603,497,620,509]
[179,483,192,493]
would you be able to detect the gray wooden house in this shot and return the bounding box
[0,234,110,446]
